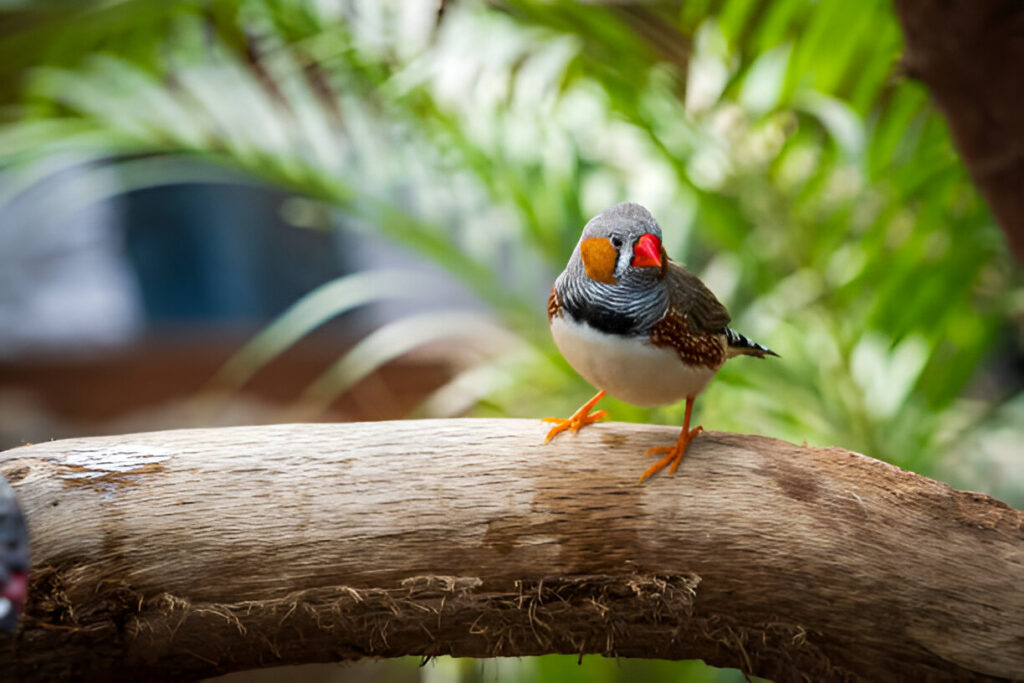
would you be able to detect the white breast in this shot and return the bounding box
[550,314,719,407]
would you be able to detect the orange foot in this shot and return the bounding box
[638,425,703,483]
[638,395,701,483]
[543,390,607,443]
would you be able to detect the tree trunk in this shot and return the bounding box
[0,420,1021,682]
[894,0,1024,261]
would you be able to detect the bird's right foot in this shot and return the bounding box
[543,390,607,443]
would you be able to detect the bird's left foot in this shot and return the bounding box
[638,425,703,482]
[543,390,607,443]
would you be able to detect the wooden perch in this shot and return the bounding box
[0,419,1021,682]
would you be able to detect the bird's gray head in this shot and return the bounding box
[554,202,670,335]
[570,202,666,286]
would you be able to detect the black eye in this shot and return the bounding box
[610,236,623,248]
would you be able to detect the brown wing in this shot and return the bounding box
[663,260,731,333]
[546,284,561,322]
[647,261,731,369]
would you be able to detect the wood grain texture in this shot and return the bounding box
[0,419,1021,681]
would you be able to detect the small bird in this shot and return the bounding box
[544,202,777,482]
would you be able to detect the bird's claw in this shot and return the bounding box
[543,410,608,443]
[638,425,703,482]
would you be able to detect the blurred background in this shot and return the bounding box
[1,0,1022,681]
[0,474,28,633]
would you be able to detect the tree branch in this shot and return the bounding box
[0,420,1021,681]
[894,0,1024,260]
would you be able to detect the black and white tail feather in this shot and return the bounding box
[724,327,778,359]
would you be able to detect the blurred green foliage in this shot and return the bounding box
[1,0,1022,678]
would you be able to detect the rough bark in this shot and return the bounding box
[0,420,1021,682]
[894,0,1024,260]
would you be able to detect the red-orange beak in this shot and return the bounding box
[631,233,662,268]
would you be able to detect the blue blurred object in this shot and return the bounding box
[123,183,350,324]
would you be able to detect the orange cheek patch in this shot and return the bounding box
[580,237,619,284]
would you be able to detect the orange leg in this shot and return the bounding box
[638,396,703,483]
[543,390,608,443]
